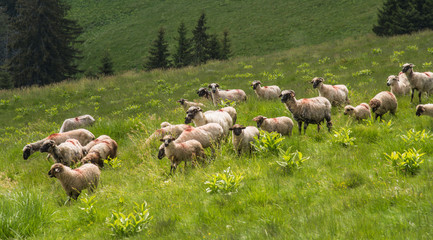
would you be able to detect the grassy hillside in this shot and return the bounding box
[2,30,433,239]
[65,0,382,73]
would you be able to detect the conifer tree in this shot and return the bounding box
[192,13,209,65]
[173,22,193,68]
[99,51,114,76]
[220,30,231,60]
[207,34,221,60]
[145,27,170,71]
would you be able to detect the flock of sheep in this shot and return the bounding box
[21,62,433,201]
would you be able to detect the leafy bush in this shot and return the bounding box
[251,130,284,155]
[372,48,382,54]
[276,148,309,174]
[332,127,356,147]
[204,167,244,195]
[352,69,372,77]
[107,201,152,237]
[400,129,432,146]
[384,148,425,175]
[104,157,123,169]
[79,194,98,223]
[390,51,404,63]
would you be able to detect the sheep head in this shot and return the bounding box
[229,124,247,136]
[48,163,64,178]
[208,83,220,93]
[23,145,33,160]
[386,75,398,86]
[177,98,186,105]
[280,90,295,103]
[252,116,266,128]
[416,105,425,116]
[185,106,202,124]
[160,135,176,147]
[251,80,261,90]
[402,63,414,73]
[197,88,210,98]
[311,77,324,89]
[40,140,55,153]
[369,98,381,112]
[343,105,355,115]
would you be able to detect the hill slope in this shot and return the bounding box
[65,0,382,72]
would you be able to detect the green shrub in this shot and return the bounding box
[384,148,425,175]
[251,130,284,155]
[400,129,432,146]
[79,194,98,224]
[276,148,308,174]
[204,167,244,195]
[107,201,152,237]
[104,156,123,169]
[332,127,356,147]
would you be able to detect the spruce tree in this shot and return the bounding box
[173,22,193,68]
[220,30,231,60]
[7,0,82,87]
[207,34,221,60]
[99,51,114,76]
[145,27,170,71]
[192,13,209,65]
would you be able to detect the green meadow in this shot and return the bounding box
[2,29,433,238]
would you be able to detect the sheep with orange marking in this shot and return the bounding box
[344,103,371,122]
[401,63,433,103]
[311,77,349,106]
[229,124,260,155]
[185,106,233,136]
[81,136,118,167]
[145,123,193,145]
[386,74,410,96]
[177,98,205,111]
[252,116,293,136]
[251,80,281,99]
[40,139,86,166]
[59,115,95,133]
[369,91,397,121]
[208,83,246,106]
[160,135,205,173]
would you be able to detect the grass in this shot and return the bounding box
[1,30,433,239]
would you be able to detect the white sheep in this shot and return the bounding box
[83,135,112,153]
[81,137,118,167]
[344,103,371,122]
[23,129,95,160]
[416,104,433,117]
[252,115,293,136]
[386,74,411,96]
[48,163,100,200]
[401,63,433,103]
[59,115,95,133]
[280,90,332,134]
[144,123,193,145]
[197,87,213,102]
[160,135,205,173]
[310,77,349,106]
[208,83,247,106]
[177,98,205,111]
[185,106,233,136]
[229,124,260,155]
[40,139,86,166]
[369,91,398,121]
[251,80,281,99]
[219,106,237,125]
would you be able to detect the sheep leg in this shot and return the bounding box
[303,123,309,135]
[411,89,415,102]
[297,121,303,134]
[419,91,422,103]
[326,116,332,132]
[317,124,321,132]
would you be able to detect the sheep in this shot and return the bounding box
[416,104,433,117]
[81,137,118,167]
[229,124,260,155]
[144,123,193,145]
[160,122,171,128]
[177,98,205,111]
[23,129,95,160]
[252,116,293,136]
[280,90,332,134]
[185,106,233,136]
[59,115,95,133]
[401,63,433,103]
[369,91,398,121]
[208,83,247,106]
[160,135,205,173]
[83,135,112,153]
[219,106,237,125]
[251,80,281,99]
[40,139,86,166]
[310,77,349,106]
[48,163,100,200]
[197,87,213,102]
[386,74,411,96]
[344,103,371,122]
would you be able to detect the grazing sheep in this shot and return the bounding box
[23,129,95,160]
[177,98,205,111]
[386,74,411,96]
[160,135,205,173]
[416,104,433,117]
[252,116,293,136]
[160,122,171,128]
[310,77,349,106]
[81,137,118,167]
[208,83,247,106]
[251,80,281,99]
[83,135,112,153]
[197,87,213,102]
[59,115,95,133]
[48,163,100,200]
[401,63,433,103]
[40,139,86,166]
[280,90,332,134]
[369,91,398,121]
[229,124,260,155]
[185,106,233,136]
[344,103,371,122]
[144,123,193,145]
[219,106,237,125]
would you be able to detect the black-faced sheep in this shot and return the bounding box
[40,139,86,166]
[416,104,433,117]
[48,163,100,200]
[197,87,213,102]
[185,106,233,136]
[251,80,281,100]
[208,83,247,106]
[59,115,95,133]
[369,91,398,121]
[252,116,293,136]
[310,77,349,106]
[280,90,332,134]
[160,135,205,173]
[387,74,411,96]
[23,129,95,160]
[81,137,118,167]
[229,124,260,155]
[177,98,205,111]
[401,63,433,103]
[344,103,371,122]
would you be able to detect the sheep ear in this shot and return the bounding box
[216,84,220,87]
[55,168,60,173]
[279,94,282,98]
[229,128,233,131]
[171,137,175,141]
[159,139,164,142]
[241,127,246,129]
[208,84,212,88]
[319,77,324,82]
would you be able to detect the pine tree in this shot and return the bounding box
[220,30,231,60]
[207,34,221,60]
[99,51,114,76]
[192,13,209,65]
[7,0,82,87]
[145,27,170,71]
[173,22,193,68]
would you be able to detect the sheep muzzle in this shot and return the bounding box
[23,147,31,160]
[184,117,192,124]
[158,148,165,159]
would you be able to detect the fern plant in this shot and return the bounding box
[204,167,244,195]
[332,127,356,147]
[107,201,152,237]
[251,130,284,155]
[276,148,309,174]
